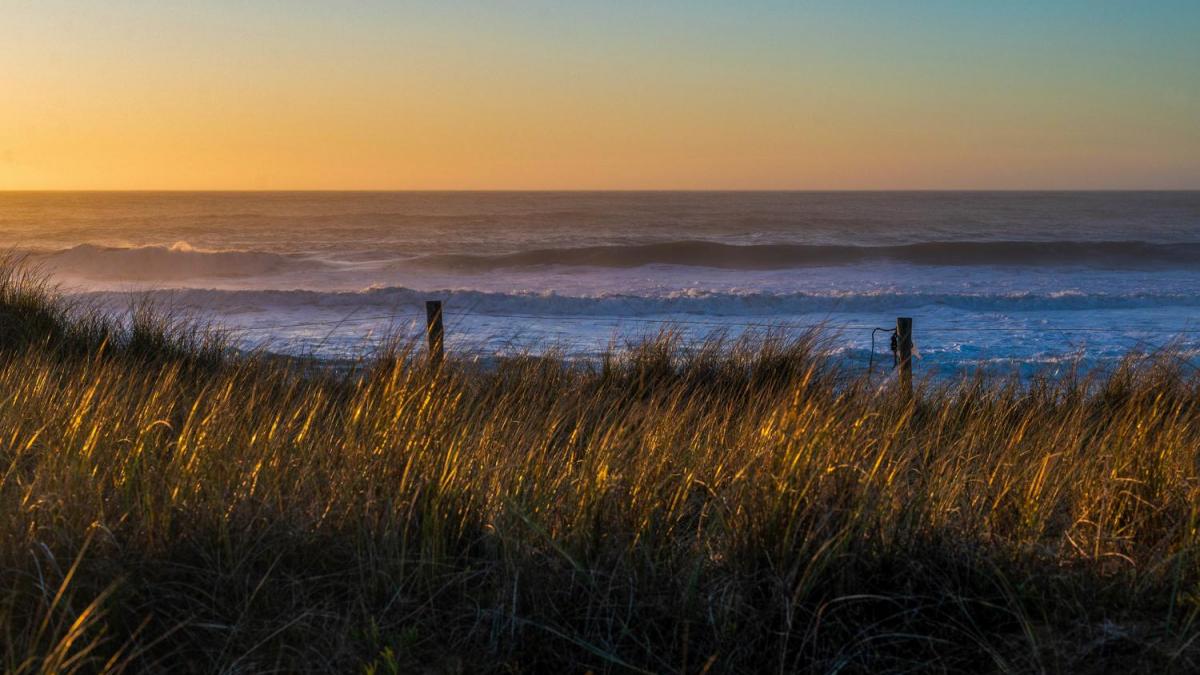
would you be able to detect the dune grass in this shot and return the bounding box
[2,261,1200,673]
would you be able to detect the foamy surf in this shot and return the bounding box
[3,191,1198,375]
[76,286,1200,317]
[67,285,1200,378]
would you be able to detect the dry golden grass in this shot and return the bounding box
[2,261,1200,673]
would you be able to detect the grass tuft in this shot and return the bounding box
[1,259,1199,672]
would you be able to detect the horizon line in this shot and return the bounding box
[2,188,1199,194]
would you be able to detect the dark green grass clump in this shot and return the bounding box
[0,255,227,367]
[2,261,1200,674]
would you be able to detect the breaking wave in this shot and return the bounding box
[77,286,1200,318]
[417,240,1200,271]
[36,242,327,281]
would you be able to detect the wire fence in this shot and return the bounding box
[228,308,1200,334]
[210,301,1200,375]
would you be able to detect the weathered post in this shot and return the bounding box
[425,300,444,366]
[896,316,913,398]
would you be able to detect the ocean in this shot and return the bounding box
[3,191,1199,377]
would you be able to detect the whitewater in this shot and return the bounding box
[3,191,1199,377]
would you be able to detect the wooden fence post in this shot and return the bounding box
[425,300,444,366]
[896,316,913,397]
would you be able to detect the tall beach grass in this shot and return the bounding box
[2,260,1200,673]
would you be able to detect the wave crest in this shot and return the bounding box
[78,286,1200,317]
[416,240,1200,271]
[39,242,325,281]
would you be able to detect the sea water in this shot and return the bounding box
[3,191,1199,378]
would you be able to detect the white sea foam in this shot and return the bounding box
[2,191,1197,373]
[76,286,1200,317]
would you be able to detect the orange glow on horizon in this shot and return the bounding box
[2,2,1197,190]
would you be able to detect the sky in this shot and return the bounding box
[1,1,1198,190]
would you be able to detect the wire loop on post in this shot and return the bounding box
[869,327,897,376]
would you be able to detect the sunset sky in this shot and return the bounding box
[2,1,1198,190]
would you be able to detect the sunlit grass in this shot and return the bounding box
[2,261,1200,672]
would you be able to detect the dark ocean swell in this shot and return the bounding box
[417,240,1200,271]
